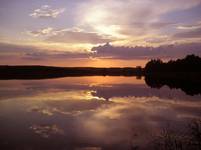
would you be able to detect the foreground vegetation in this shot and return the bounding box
[130,119,201,150]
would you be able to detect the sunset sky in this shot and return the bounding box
[1,0,201,67]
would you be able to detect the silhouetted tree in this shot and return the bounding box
[145,54,201,73]
[144,55,201,95]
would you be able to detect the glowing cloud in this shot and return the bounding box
[27,27,54,37]
[30,5,65,18]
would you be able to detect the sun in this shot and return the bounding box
[82,7,124,38]
[84,7,108,25]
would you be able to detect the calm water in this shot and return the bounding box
[0,76,201,150]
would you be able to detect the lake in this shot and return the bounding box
[0,76,201,150]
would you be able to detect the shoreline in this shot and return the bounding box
[0,65,143,79]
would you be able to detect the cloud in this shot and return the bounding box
[45,29,113,44]
[177,21,201,30]
[27,27,54,37]
[77,0,201,38]
[0,42,89,61]
[174,22,201,38]
[117,22,174,37]
[1,41,201,64]
[144,36,170,44]
[27,27,112,44]
[174,28,201,38]
[30,124,64,138]
[0,42,40,55]
[79,0,201,25]
[23,51,89,60]
[91,42,201,60]
[30,5,65,18]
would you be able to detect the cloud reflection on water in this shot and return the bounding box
[0,77,201,149]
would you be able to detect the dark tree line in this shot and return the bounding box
[145,74,201,95]
[0,66,141,79]
[145,54,201,73]
[144,54,201,95]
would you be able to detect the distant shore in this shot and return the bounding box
[0,65,144,79]
[0,63,201,95]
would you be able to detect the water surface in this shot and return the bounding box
[0,76,201,150]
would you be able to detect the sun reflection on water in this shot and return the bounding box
[0,77,201,149]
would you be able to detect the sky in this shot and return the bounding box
[0,0,201,67]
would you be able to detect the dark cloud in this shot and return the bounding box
[1,42,201,62]
[23,51,89,60]
[0,42,41,56]
[0,42,89,61]
[91,42,201,60]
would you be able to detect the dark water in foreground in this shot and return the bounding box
[0,76,201,150]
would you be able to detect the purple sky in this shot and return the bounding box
[0,0,201,67]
